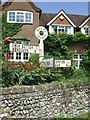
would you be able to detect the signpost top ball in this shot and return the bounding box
[35,26,48,41]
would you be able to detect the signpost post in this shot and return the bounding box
[35,26,48,62]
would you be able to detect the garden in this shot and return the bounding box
[0,11,90,120]
[0,11,90,88]
[1,32,90,87]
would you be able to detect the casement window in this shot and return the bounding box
[52,25,71,34]
[9,40,30,62]
[73,54,83,69]
[7,11,33,23]
[23,53,28,60]
[8,52,29,61]
[58,26,71,34]
[8,52,14,59]
[84,27,90,36]
[9,12,15,22]
[16,52,21,60]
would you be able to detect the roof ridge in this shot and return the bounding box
[42,13,56,14]
[67,13,88,16]
[42,13,88,17]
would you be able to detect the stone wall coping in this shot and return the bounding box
[0,81,89,95]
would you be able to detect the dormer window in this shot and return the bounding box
[84,27,90,36]
[7,11,33,23]
[51,25,71,34]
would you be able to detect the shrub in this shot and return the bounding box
[29,54,39,63]
[1,61,64,87]
[1,61,38,87]
[19,67,63,85]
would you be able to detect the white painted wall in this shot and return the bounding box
[81,27,85,34]
[71,26,74,35]
[49,25,54,33]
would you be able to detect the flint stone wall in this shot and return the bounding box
[0,82,89,119]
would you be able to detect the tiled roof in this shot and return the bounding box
[2,1,42,13]
[40,13,88,27]
[40,13,56,27]
[67,14,88,27]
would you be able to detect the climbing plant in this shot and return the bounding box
[2,11,23,40]
[44,32,88,59]
[44,33,74,60]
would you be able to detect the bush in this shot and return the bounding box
[1,61,38,87]
[29,54,39,63]
[19,67,63,85]
[1,61,64,87]
[2,62,22,87]
[1,61,89,88]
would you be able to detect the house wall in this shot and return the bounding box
[48,14,74,34]
[84,19,90,26]
[0,82,89,118]
[52,14,71,25]
[4,2,40,46]
[67,41,85,54]
[81,20,90,34]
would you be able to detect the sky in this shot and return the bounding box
[1,0,89,15]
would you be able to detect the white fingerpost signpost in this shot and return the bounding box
[35,26,48,62]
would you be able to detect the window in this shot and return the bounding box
[73,54,82,69]
[7,11,33,23]
[58,26,71,34]
[9,12,15,22]
[52,25,57,33]
[8,52,14,59]
[9,40,30,61]
[52,25,71,34]
[16,12,24,23]
[16,52,21,60]
[84,27,90,36]
[58,26,64,33]
[25,13,31,23]
[23,53,28,60]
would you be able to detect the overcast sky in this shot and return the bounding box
[2,0,89,15]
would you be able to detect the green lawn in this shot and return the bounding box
[54,112,90,120]
[76,112,90,119]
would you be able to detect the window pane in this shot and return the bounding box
[25,13,31,22]
[9,12,15,21]
[16,53,18,60]
[80,55,82,59]
[16,52,21,60]
[23,53,28,60]
[16,15,24,22]
[8,52,14,59]
[84,27,89,36]
[65,26,71,34]
[17,12,24,15]
[74,55,78,59]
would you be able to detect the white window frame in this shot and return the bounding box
[84,26,90,36]
[51,24,72,34]
[7,10,33,23]
[23,53,29,60]
[73,54,82,69]
[9,40,30,62]
[8,52,14,60]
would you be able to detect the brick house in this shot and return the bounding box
[1,1,90,68]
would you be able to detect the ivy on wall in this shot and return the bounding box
[44,32,90,59]
[2,11,23,40]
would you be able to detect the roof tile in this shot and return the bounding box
[40,13,88,27]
